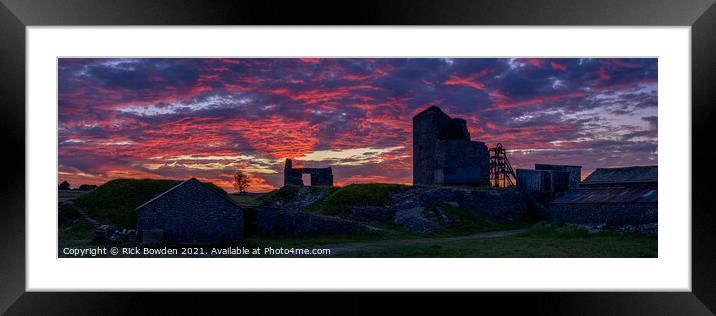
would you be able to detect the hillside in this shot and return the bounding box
[260,183,533,233]
[305,184,408,216]
[73,178,227,229]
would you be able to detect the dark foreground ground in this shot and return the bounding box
[59,223,657,258]
[58,185,657,258]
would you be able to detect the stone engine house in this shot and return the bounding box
[412,106,489,186]
[284,158,334,186]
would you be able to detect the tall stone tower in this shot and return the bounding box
[412,106,489,186]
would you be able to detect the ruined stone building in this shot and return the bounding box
[412,106,489,186]
[284,158,333,186]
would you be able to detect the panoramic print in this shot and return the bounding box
[58,58,658,258]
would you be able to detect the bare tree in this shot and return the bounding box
[233,171,251,194]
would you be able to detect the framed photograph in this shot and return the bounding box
[2,0,715,314]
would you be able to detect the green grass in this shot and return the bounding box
[258,185,339,205]
[335,234,657,258]
[333,222,657,257]
[305,183,408,216]
[59,220,94,241]
[428,203,531,234]
[58,203,94,241]
[58,202,84,226]
[73,178,227,229]
[520,221,591,238]
[244,231,409,249]
[258,185,302,203]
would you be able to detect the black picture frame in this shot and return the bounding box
[1,0,714,314]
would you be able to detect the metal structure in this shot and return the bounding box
[488,143,517,188]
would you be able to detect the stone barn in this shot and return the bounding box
[135,178,244,245]
[544,166,658,225]
[412,106,489,186]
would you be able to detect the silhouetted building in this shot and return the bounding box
[412,106,489,186]
[517,164,581,193]
[284,159,333,186]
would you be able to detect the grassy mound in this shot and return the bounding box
[422,203,532,235]
[258,185,301,203]
[433,203,503,231]
[74,178,227,229]
[258,185,339,204]
[306,183,408,216]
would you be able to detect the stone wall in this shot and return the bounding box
[423,188,532,221]
[253,207,368,237]
[136,180,244,245]
[394,187,533,222]
[542,202,657,225]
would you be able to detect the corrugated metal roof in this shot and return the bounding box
[551,186,657,204]
[582,165,657,185]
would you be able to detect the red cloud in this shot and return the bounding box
[443,69,491,90]
[550,61,567,71]
[299,58,321,63]
[595,67,611,80]
[525,58,542,68]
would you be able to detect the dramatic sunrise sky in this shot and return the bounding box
[58,58,657,192]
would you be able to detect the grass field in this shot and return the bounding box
[58,203,94,241]
[58,189,87,203]
[333,233,657,258]
[243,222,656,258]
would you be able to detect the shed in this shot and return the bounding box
[544,166,658,225]
[516,168,570,193]
[581,165,657,188]
[535,164,582,191]
[135,178,244,245]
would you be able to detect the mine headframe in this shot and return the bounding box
[488,143,517,188]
